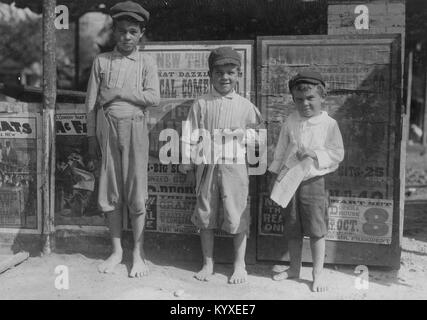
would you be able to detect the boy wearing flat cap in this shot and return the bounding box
[85,1,160,278]
[268,71,344,292]
[180,47,263,284]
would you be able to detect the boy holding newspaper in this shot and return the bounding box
[268,71,344,292]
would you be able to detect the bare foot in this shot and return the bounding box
[272,264,288,273]
[272,268,299,281]
[98,252,123,274]
[194,263,214,282]
[312,274,328,292]
[129,251,149,278]
[229,265,247,285]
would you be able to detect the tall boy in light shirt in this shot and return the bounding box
[85,1,160,278]
[268,71,344,292]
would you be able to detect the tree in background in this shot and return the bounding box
[0,18,77,88]
[0,18,42,70]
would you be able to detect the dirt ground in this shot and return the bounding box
[1,206,426,300]
[0,222,426,300]
[0,146,427,300]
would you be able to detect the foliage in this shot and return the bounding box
[0,18,42,67]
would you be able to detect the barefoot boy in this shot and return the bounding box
[85,1,160,277]
[268,71,344,292]
[179,47,262,284]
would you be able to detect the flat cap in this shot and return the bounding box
[208,47,241,70]
[110,1,150,22]
[289,70,325,91]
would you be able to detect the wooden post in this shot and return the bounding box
[0,252,29,275]
[399,50,412,245]
[74,16,80,89]
[42,0,56,255]
[423,67,427,146]
[406,51,413,137]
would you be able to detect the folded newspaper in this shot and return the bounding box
[270,157,313,208]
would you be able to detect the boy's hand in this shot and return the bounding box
[296,146,317,161]
[99,87,122,106]
[87,136,101,160]
[231,128,246,139]
[218,128,246,143]
[87,160,96,171]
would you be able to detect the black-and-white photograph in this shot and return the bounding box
[0,0,426,304]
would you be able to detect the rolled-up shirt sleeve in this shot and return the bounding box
[85,56,101,137]
[268,121,289,174]
[119,56,160,108]
[313,120,344,170]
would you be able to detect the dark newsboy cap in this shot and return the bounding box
[208,47,241,70]
[110,1,150,22]
[289,70,325,91]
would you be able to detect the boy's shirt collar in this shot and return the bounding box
[295,110,327,124]
[211,88,237,100]
[112,46,139,61]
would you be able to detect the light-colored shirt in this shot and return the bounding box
[268,111,344,181]
[85,47,160,136]
[181,89,262,170]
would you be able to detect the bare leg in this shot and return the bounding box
[98,211,123,273]
[229,232,248,284]
[194,229,214,281]
[273,238,302,281]
[129,213,149,278]
[310,236,327,292]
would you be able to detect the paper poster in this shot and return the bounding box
[0,113,40,230]
[326,196,393,245]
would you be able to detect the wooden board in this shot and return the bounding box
[328,1,405,36]
[256,35,402,267]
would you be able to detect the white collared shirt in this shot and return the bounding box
[268,111,344,180]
